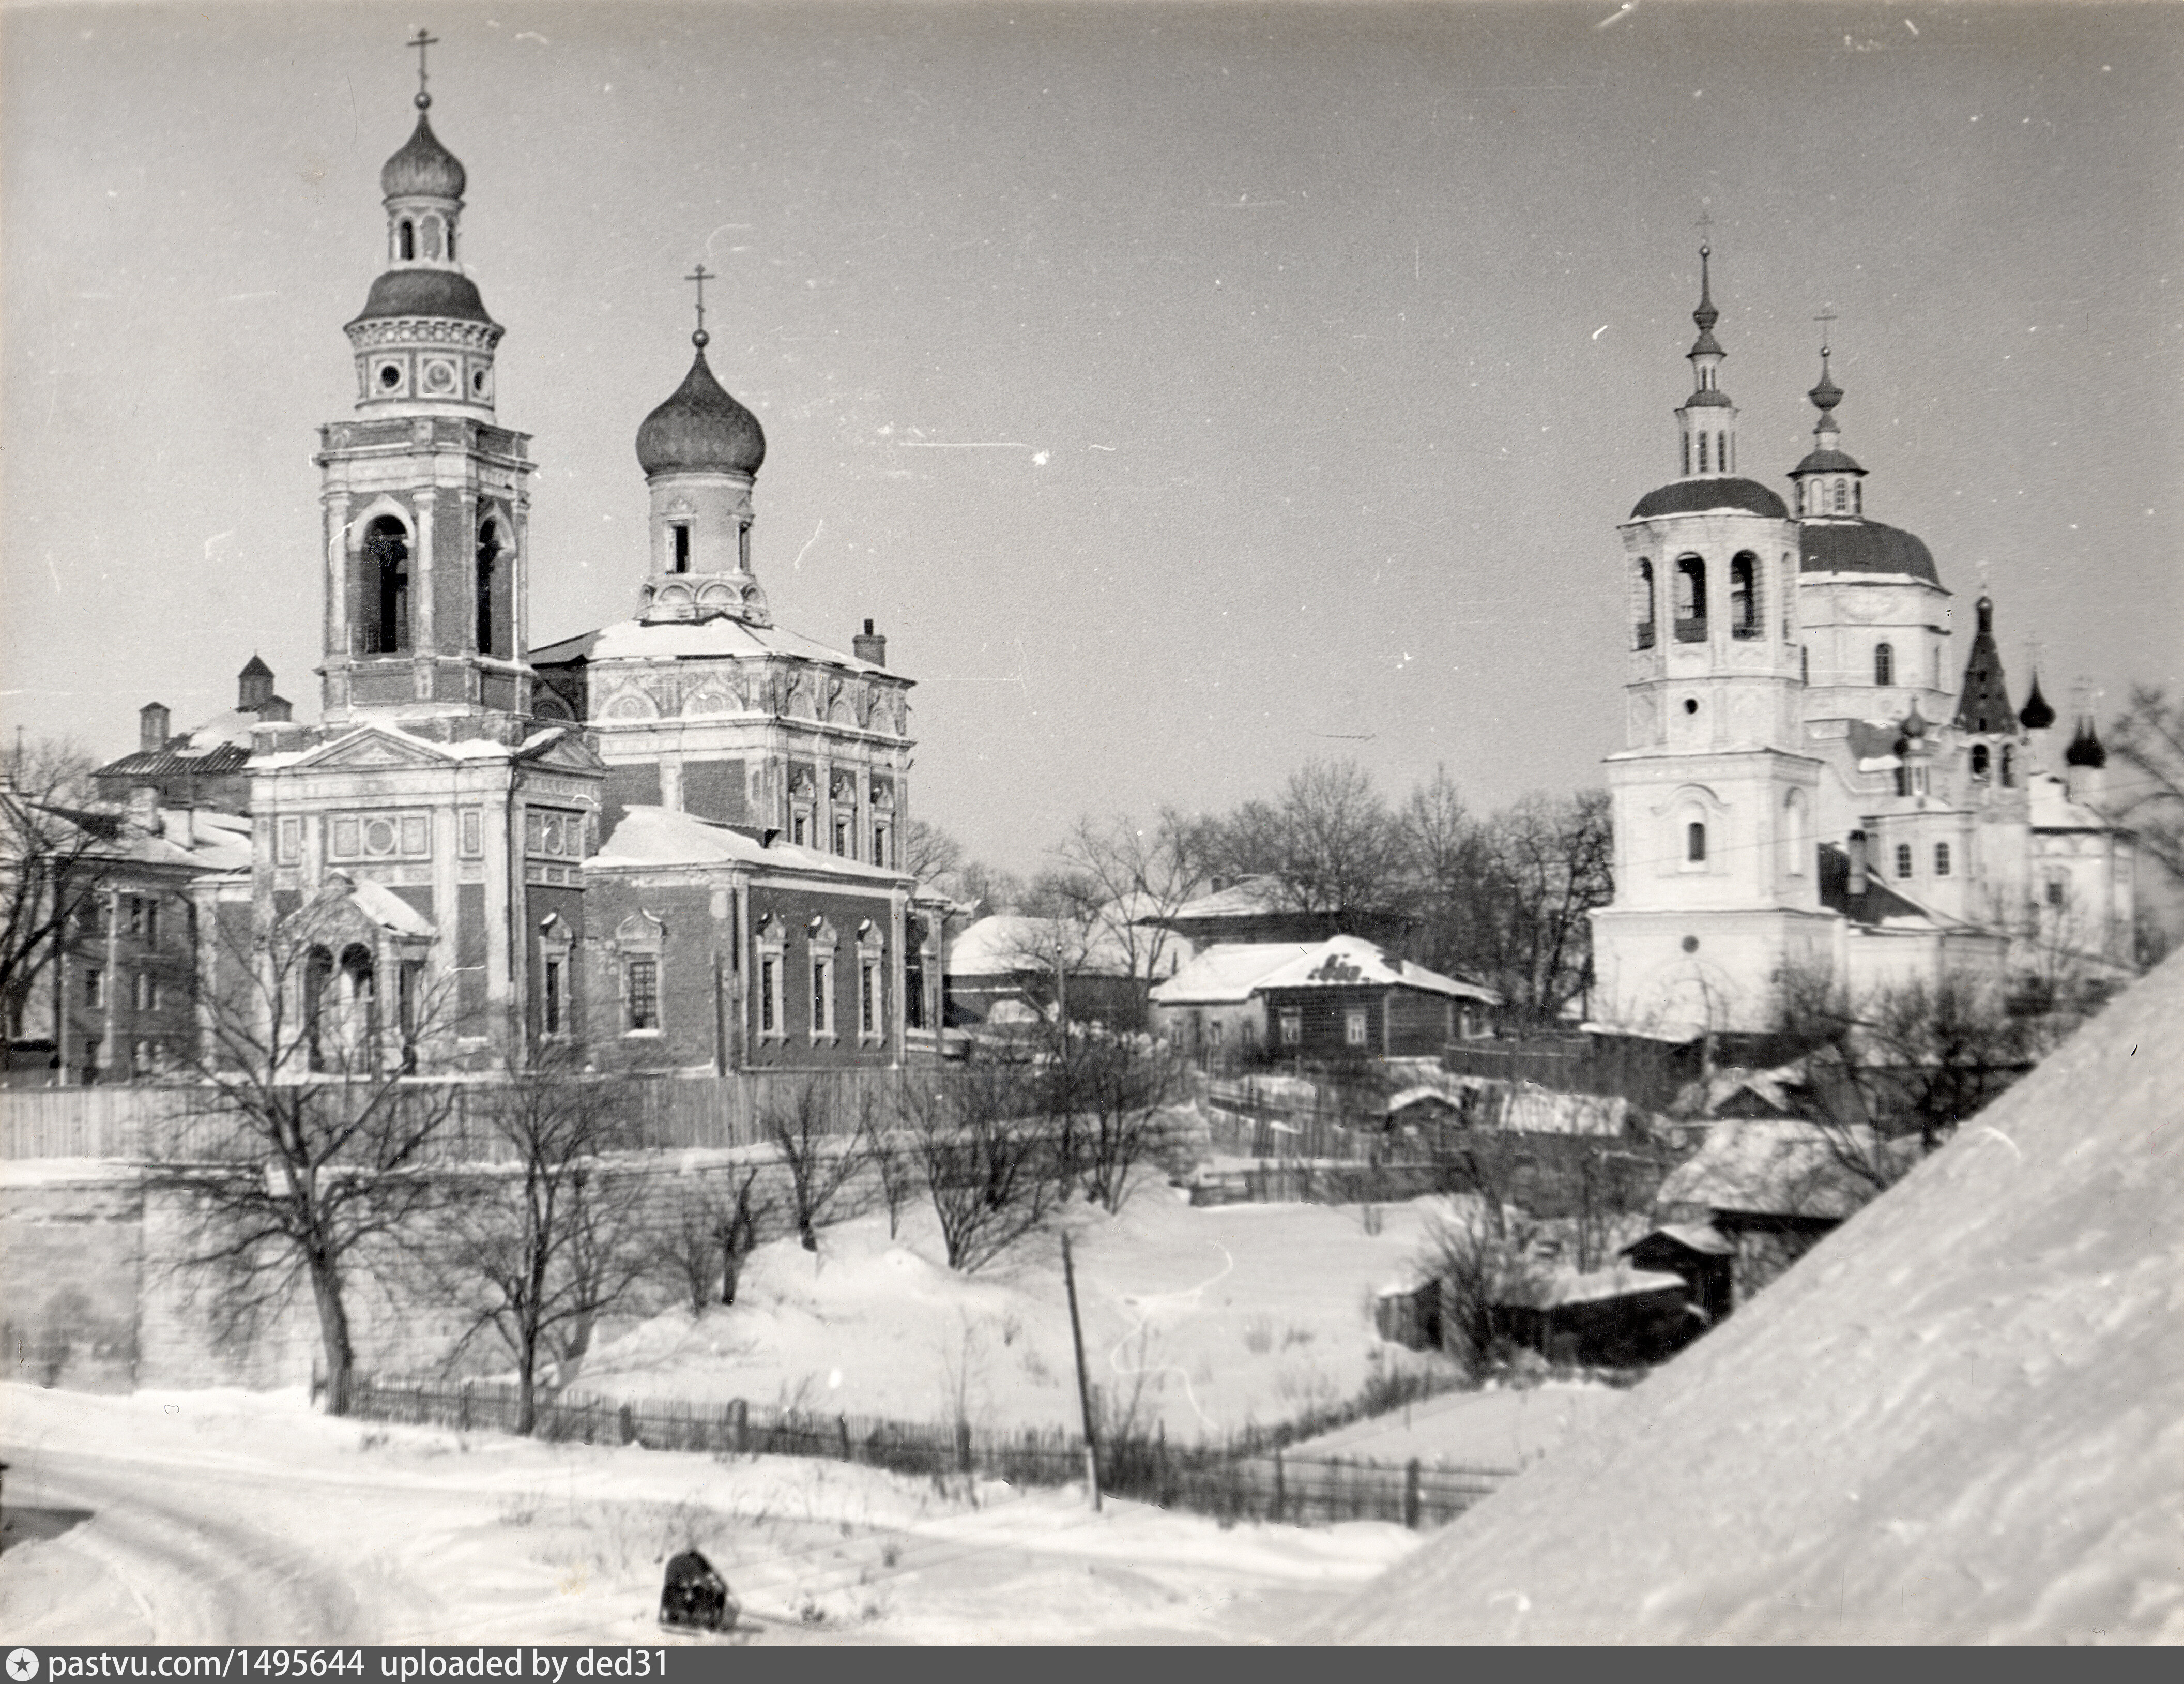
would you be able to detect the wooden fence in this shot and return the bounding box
[344,1371,1515,1533]
[0,1069,905,1162]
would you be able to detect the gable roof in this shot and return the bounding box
[1655,1118,1904,1221]
[1150,942,1318,1005]
[590,804,911,885]
[1249,935,1501,1004]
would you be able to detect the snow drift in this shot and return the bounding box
[1315,952,2184,1643]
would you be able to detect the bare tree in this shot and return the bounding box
[1418,1204,1546,1376]
[2107,684,2184,884]
[1050,809,1215,988]
[763,1076,873,1250]
[0,740,104,1070]
[424,1049,651,1433]
[901,1061,1062,1272]
[1476,789,1614,1024]
[652,1162,774,1314]
[1207,758,1404,917]
[1044,1035,1186,1214]
[902,817,965,884]
[148,906,467,1415]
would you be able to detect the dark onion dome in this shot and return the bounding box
[1808,360,1844,414]
[2065,720,2108,769]
[1630,477,1788,521]
[1799,519,1939,584]
[1683,388,1734,408]
[636,347,766,477]
[348,267,496,327]
[1793,446,1865,476]
[380,112,467,200]
[2019,674,2057,731]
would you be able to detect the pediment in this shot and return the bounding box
[296,728,455,771]
[516,728,607,774]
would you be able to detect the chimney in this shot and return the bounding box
[139,702,171,755]
[1846,829,1868,899]
[852,618,888,667]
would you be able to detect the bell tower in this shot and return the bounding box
[314,32,537,738]
[1589,246,1834,1038]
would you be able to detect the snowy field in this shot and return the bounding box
[0,1383,1418,1645]
[579,1186,1478,1442]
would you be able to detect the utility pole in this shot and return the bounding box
[1061,1229,1101,1511]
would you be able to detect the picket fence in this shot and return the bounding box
[343,1372,1515,1533]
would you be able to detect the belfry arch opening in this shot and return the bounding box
[358,515,411,655]
[1632,559,1656,650]
[1673,555,1707,642]
[476,517,512,660]
[398,219,415,262]
[1729,552,1759,639]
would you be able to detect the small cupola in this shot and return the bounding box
[1674,242,1740,478]
[2018,674,2057,732]
[1788,331,1869,519]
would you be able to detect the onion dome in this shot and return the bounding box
[1901,701,1930,740]
[2065,719,2107,769]
[1631,477,1786,521]
[636,344,766,478]
[2019,674,2057,732]
[1808,356,1843,415]
[380,111,466,201]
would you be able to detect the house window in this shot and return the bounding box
[625,958,659,1032]
[2045,877,2066,909]
[1208,1019,1224,1048]
[1971,745,1990,778]
[759,956,780,1036]
[1834,479,1848,513]
[543,958,564,1036]
[873,823,892,869]
[2001,747,2015,788]
[1934,842,1952,877]
[134,972,157,1013]
[1896,843,1914,879]
[85,967,104,1008]
[790,809,811,847]
[1874,643,1895,687]
[811,955,834,1040]
[1344,1009,1369,1048]
[669,523,692,574]
[1279,1011,1302,1046]
[860,960,880,1037]
[1686,822,1707,863]
[80,1036,101,1086]
[1894,765,1911,798]
[833,814,852,858]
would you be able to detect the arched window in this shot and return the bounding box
[1686,821,1707,863]
[1854,481,1863,514]
[1729,553,1759,639]
[1674,555,1707,642]
[1632,559,1656,650]
[1934,842,1952,877]
[1874,642,1895,687]
[419,216,442,260]
[2001,746,2016,787]
[1782,790,1808,878]
[1682,433,1691,476]
[1698,433,1710,474]
[360,516,411,655]
[303,945,335,1072]
[399,219,415,262]
[1894,765,1911,797]
[1895,843,1914,879]
[1971,744,1991,778]
[1833,479,1848,513]
[476,519,507,659]
[1720,433,1731,474]
[339,944,377,1063]
[669,523,692,574]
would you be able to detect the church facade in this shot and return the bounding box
[1589,252,2138,1038]
[54,68,943,1082]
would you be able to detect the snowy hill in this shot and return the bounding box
[1315,952,2184,1643]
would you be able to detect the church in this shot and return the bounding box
[1587,250,2139,1039]
[55,54,945,1082]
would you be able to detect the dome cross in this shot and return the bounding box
[685,263,714,349]
[408,28,439,109]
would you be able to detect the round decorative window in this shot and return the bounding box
[471,368,490,397]
[1681,935,1700,953]
[377,363,403,390]
[423,360,456,393]
[364,818,398,856]
[1683,697,1700,716]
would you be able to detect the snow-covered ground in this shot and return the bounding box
[581,1185,1467,1440]
[1316,952,2184,1644]
[1288,1380,1627,1470]
[0,1384,1417,1645]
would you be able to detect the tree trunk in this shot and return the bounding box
[309,1257,356,1417]
[517,1345,537,1437]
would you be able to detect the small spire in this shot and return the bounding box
[685,263,713,351]
[408,27,438,111]
[1693,241,1719,333]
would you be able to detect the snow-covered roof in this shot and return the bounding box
[1655,1119,1904,1221]
[1145,874,1291,924]
[2026,770,2118,833]
[589,804,911,885]
[1250,935,1501,1004]
[1150,942,1317,1005]
[1621,1222,1734,1259]
[1526,1265,1690,1311]
[341,873,437,938]
[529,616,894,677]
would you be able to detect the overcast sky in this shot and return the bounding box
[4,1,2178,874]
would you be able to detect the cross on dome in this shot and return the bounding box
[686,263,714,349]
[408,27,438,110]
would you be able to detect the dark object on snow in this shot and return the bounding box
[660,1549,737,1632]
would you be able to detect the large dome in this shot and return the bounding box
[635,349,766,477]
[1629,477,1789,521]
[347,267,495,327]
[380,112,466,200]
[1799,519,1940,584]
